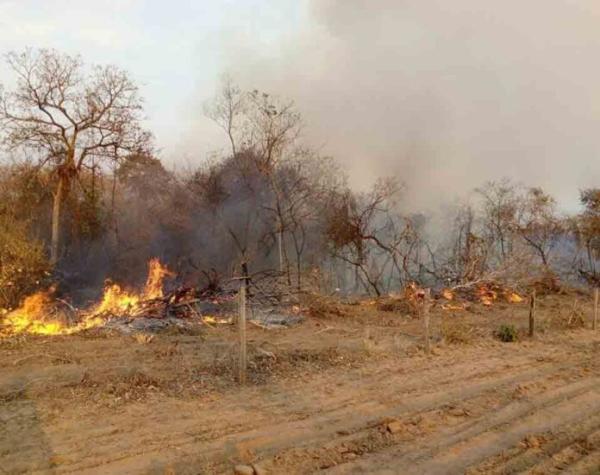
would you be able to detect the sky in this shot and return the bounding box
[0,0,599,211]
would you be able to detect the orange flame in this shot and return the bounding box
[93,283,140,315]
[1,287,73,336]
[1,258,175,337]
[507,292,524,303]
[441,289,454,300]
[143,258,174,300]
[404,282,426,301]
[477,285,497,306]
[441,302,467,311]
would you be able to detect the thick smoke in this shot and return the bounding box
[204,0,600,211]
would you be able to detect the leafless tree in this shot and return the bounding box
[244,90,302,171]
[0,49,152,264]
[270,149,344,288]
[205,80,304,276]
[515,187,563,267]
[475,178,519,263]
[203,76,247,158]
[442,203,489,283]
[572,188,600,285]
[325,178,419,295]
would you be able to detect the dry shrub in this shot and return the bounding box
[552,300,586,329]
[375,297,412,314]
[92,368,165,402]
[304,293,349,319]
[0,216,51,309]
[441,320,477,345]
[529,270,562,296]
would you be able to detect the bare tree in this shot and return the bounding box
[475,179,519,263]
[516,187,563,267]
[203,76,247,158]
[0,49,151,264]
[271,150,344,288]
[244,90,302,171]
[442,203,489,283]
[572,188,600,285]
[205,80,304,276]
[325,178,415,296]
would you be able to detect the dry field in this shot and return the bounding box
[1,293,599,474]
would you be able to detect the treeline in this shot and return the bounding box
[0,49,598,308]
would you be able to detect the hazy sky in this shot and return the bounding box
[0,0,306,162]
[1,0,599,210]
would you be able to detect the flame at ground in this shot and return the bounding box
[1,287,73,336]
[440,284,523,311]
[442,289,454,300]
[441,302,467,311]
[405,282,426,302]
[1,258,174,336]
[506,292,524,303]
[478,286,497,306]
[93,283,140,315]
[144,258,174,300]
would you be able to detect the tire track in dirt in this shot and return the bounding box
[517,427,600,474]
[469,416,600,473]
[2,335,596,474]
[48,346,596,473]
[561,450,600,474]
[326,376,600,474]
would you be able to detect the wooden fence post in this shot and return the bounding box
[593,288,599,331]
[529,290,536,338]
[238,279,247,385]
[423,288,431,354]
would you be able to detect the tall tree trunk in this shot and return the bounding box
[50,175,66,265]
[109,167,119,251]
[277,228,284,273]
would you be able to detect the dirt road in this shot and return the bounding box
[1,297,599,474]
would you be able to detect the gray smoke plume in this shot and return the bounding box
[197,0,600,211]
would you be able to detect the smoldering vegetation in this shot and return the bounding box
[0,49,598,311]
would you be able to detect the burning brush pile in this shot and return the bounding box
[438,281,524,311]
[0,259,235,337]
[373,281,524,315]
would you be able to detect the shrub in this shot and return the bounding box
[0,216,51,309]
[496,324,518,342]
[442,321,475,345]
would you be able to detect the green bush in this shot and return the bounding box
[496,324,518,342]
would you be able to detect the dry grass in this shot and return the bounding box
[304,293,350,319]
[441,319,479,345]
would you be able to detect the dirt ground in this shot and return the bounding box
[1,293,599,474]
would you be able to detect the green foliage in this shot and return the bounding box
[496,324,518,343]
[0,216,51,309]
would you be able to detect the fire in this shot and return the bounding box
[405,282,425,301]
[477,285,497,306]
[507,292,524,303]
[441,302,467,311]
[144,258,174,300]
[93,258,173,315]
[439,283,524,310]
[1,287,71,336]
[1,258,174,337]
[442,289,454,300]
[93,283,140,315]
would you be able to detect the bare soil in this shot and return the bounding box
[1,293,599,474]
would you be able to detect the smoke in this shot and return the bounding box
[200,0,600,211]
